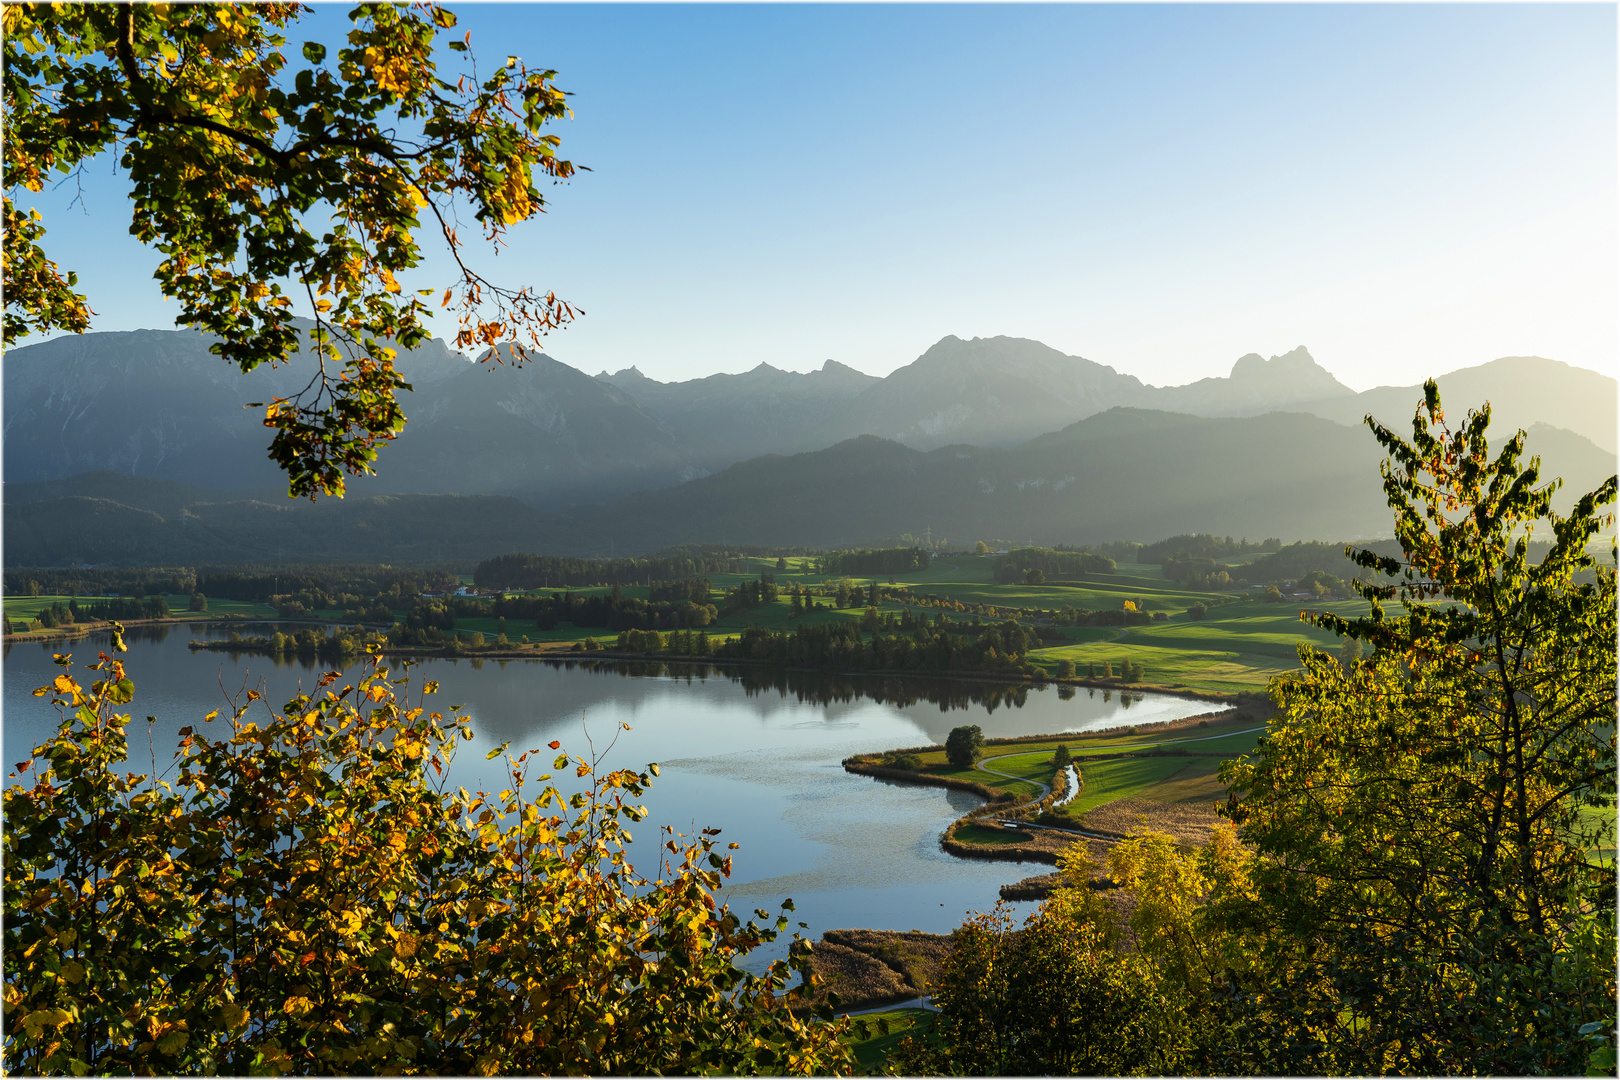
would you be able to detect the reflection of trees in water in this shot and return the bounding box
[557,660,1042,715]
[122,623,175,645]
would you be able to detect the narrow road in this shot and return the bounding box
[1072,725,1267,753]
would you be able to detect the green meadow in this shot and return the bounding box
[846,1009,937,1069]
[1026,600,1365,693]
[897,715,1267,805]
[4,593,279,625]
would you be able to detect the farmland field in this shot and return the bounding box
[3,593,278,624]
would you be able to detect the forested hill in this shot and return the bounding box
[8,408,1614,567]
[556,407,1611,552]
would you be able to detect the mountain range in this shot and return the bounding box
[4,326,1613,565]
[6,410,1613,567]
[7,327,1612,509]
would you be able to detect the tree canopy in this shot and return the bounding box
[3,3,577,497]
[945,724,985,770]
[1216,381,1617,1072]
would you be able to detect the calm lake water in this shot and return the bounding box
[4,623,1221,963]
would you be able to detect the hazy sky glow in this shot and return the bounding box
[20,3,1618,390]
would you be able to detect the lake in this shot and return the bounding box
[4,622,1222,963]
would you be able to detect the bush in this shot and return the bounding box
[929,909,1187,1075]
[188,592,208,612]
[3,651,855,1075]
[1056,659,1076,679]
[1187,603,1207,621]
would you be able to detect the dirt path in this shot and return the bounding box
[975,751,1051,797]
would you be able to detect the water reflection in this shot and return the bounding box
[5,623,1223,955]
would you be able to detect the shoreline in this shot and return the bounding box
[383,646,1248,707]
[14,620,1251,708]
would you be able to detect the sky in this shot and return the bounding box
[18,3,1618,391]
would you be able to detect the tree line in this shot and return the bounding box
[386,584,721,648]
[195,626,381,664]
[1137,533,1282,563]
[992,546,1116,583]
[472,552,745,590]
[714,618,1040,675]
[812,546,932,576]
[2,565,461,605]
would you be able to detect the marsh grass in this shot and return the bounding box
[797,930,955,1013]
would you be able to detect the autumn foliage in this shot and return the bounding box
[4,3,581,497]
[2,648,853,1075]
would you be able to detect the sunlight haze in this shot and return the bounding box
[17,2,1616,390]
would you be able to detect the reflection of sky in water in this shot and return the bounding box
[5,626,1223,964]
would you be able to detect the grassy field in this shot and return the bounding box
[1578,801,1618,866]
[4,593,279,625]
[952,823,1032,846]
[905,755,1047,798]
[1025,599,1364,693]
[889,715,1265,808]
[846,1009,936,1069]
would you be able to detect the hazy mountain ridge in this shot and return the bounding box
[1286,357,1618,455]
[5,327,1612,512]
[1152,346,1355,416]
[10,408,1612,567]
[3,324,471,492]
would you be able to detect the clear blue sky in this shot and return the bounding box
[19,3,1617,390]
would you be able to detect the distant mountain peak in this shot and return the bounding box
[1222,346,1353,399]
[813,359,876,385]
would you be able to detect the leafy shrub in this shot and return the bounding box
[3,650,854,1075]
[928,907,1186,1075]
